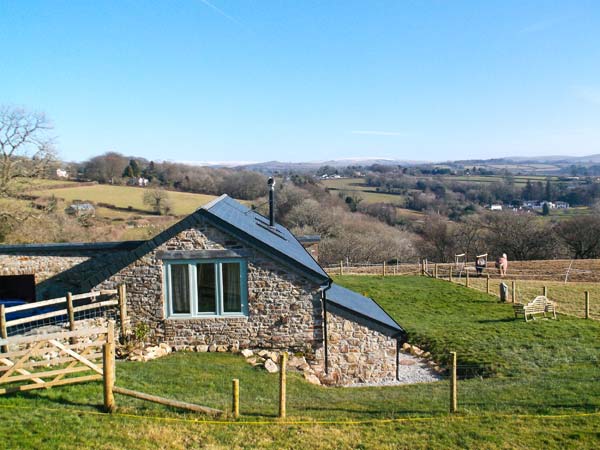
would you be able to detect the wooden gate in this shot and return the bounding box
[0,322,114,398]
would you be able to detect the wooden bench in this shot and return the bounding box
[513,296,557,322]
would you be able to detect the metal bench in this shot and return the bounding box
[513,296,556,322]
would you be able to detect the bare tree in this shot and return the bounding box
[0,106,56,194]
[480,212,557,261]
[555,215,600,259]
[143,188,172,215]
[83,152,129,184]
[416,214,457,262]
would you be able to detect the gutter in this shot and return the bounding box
[321,278,333,375]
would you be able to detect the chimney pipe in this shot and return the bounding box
[268,177,276,227]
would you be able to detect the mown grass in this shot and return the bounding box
[1,276,599,448]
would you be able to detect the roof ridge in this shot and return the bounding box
[199,193,229,211]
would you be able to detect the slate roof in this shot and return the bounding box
[325,283,404,335]
[197,195,328,282]
[0,194,404,338]
[0,241,144,256]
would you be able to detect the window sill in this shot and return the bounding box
[166,315,248,320]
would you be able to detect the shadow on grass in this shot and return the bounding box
[7,390,106,412]
[476,318,515,324]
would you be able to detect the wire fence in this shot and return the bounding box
[425,265,600,320]
[325,258,600,282]
[1,289,123,338]
[324,259,600,320]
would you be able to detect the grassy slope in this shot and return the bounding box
[31,184,219,216]
[468,277,600,319]
[1,276,599,448]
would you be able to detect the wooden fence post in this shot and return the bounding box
[0,305,7,353]
[382,261,386,277]
[103,322,116,413]
[232,378,240,419]
[465,269,469,287]
[450,351,457,413]
[66,292,76,345]
[118,284,128,342]
[279,352,287,419]
[434,264,438,279]
[421,260,425,276]
[486,274,490,294]
[449,266,453,283]
[585,291,590,319]
[543,286,548,297]
[340,261,344,276]
[512,281,516,303]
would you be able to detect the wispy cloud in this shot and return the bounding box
[198,0,242,26]
[572,85,600,106]
[351,130,408,137]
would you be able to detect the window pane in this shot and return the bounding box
[197,263,216,313]
[170,264,190,314]
[222,263,242,313]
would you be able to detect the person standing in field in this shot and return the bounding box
[498,253,508,277]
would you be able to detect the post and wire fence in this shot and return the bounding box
[0,285,129,341]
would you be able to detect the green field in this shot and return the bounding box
[322,178,407,205]
[31,184,219,216]
[443,174,563,187]
[1,276,599,448]
[464,277,600,319]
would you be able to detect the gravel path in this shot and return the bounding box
[344,353,442,387]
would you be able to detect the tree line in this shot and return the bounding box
[74,152,269,200]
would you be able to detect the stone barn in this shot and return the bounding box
[0,194,406,385]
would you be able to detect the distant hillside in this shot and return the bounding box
[237,158,423,173]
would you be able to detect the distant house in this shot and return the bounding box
[489,204,503,211]
[65,202,95,216]
[56,169,69,178]
[138,177,149,187]
[555,201,569,209]
[0,194,406,386]
[522,200,541,209]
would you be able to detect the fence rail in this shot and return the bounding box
[325,258,600,282]
[0,324,112,396]
[0,286,128,346]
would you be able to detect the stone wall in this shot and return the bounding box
[0,219,403,385]
[0,255,89,299]
[320,305,399,385]
[96,220,325,353]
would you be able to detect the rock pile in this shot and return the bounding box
[124,343,172,362]
[401,342,444,374]
[239,349,322,385]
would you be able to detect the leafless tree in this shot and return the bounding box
[83,152,129,184]
[416,214,458,262]
[0,106,56,194]
[480,212,557,261]
[554,215,600,259]
[143,188,172,215]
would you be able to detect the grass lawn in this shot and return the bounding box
[31,184,219,216]
[466,277,600,319]
[1,276,599,448]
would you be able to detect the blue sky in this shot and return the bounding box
[1,1,599,163]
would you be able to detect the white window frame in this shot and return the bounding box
[163,258,248,318]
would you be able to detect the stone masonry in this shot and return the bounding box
[95,220,325,354]
[319,307,399,385]
[0,218,402,385]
